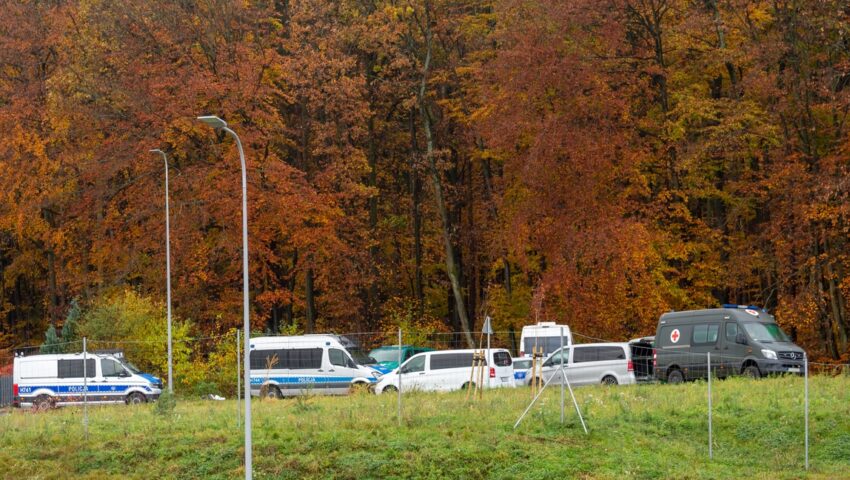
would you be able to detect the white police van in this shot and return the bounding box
[519,322,573,357]
[249,335,382,397]
[13,352,162,408]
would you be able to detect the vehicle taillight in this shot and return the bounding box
[519,350,525,357]
[13,383,19,397]
[652,349,657,368]
[489,367,495,378]
[627,360,634,372]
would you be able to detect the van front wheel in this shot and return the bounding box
[667,369,684,384]
[743,365,761,379]
[382,385,398,394]
[126,392,147,405]
[349,382,370,394]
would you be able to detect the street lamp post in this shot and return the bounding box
[196,116,252,479]
[150,148,173,394]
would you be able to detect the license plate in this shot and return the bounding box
[787,367,800,373]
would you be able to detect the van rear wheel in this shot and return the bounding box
[265,385,282,399]
[461,382,475,390]
[602,375,618,385]
[126,392,146,405]
[34,394,55,410]
[667,369,684,384]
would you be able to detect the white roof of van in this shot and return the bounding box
[250,335,340,344]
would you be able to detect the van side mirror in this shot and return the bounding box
[736,332,747,345]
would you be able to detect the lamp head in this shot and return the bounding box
[197,115,227,129]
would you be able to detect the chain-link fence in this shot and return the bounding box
[2,328,848,476]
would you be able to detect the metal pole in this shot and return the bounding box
[560,327,565,424]
[562,368,588,434]
[150,149,173,394]
[706,352,714,460]
[83,337,88,440]
[804,353,809,470]
[226,126,253,480]
[196,118,251,479]
[487,327,491,390]
[397,328,402,426]
[237,329,241,428]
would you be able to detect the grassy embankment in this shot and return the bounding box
[1,375,848,479]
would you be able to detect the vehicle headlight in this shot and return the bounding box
[761,349,777,360]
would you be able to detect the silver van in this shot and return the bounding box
[534,342,636,386]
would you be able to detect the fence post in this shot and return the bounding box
[83,337,88,440]
[397,328,402,427]
[560,326,565,424]
[804,352,809,470]
[236,329,241,428]
[706,352,714,460]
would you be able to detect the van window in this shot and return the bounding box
[430,353,478,370]
[524,337,564,356]
[573,347,598,363]
[329,349,348,368]
[725,323,738,342]
[544,349,569,367]
[287,349,323,369]
[101,359,126,377]
[493,351,512,367]
[250,348,323,370]
[57,359,96,379]
[251,350,284,369]
[743,322,791,343]
[692,324,720,345]
[514,359,533,370]
[400,355,425,374]
[597,346,626,361]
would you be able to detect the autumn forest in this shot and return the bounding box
[1,0,849,361]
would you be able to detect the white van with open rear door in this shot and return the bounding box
[373,349,515,394]
[519,322,573,358]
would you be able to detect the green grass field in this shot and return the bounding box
[1,376,848,479]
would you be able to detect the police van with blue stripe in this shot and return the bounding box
[13,352,162,408]
[249,335,382,397]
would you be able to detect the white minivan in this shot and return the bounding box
[535,343,636,386]
[13,352,162,408]
[249,335,382,397]
[519,322,573,357]
[373,349,515,394]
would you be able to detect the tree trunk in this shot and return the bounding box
[367,114,380,327]
[305,266,316,333]
[409,109,424,314]
[414,4,474,347]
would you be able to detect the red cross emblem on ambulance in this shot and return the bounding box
[670,329,681,343]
